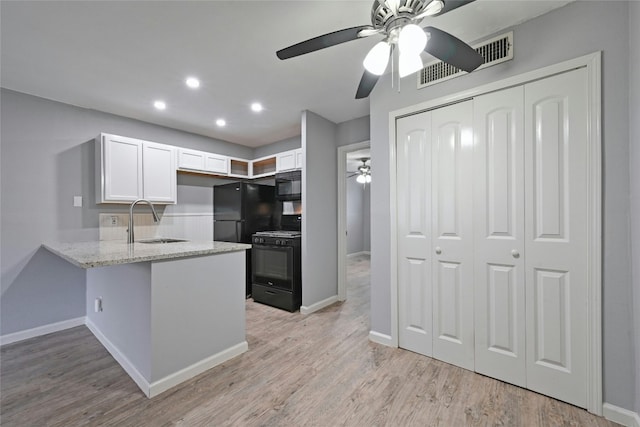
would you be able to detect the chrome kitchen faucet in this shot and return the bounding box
[128,199,159,244]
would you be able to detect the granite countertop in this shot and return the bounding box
[42,240,252,269]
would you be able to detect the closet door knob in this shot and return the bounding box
[511,250,520,259]
[435,247,442,255]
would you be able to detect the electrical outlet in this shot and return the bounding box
[110,216,118,226]
[94,297,103,313]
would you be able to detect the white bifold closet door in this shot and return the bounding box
[397,110,434,357]
[397,101,475,371]
[430,102,475,371]
[473,86,527,387]
[397,67,589,408]
[523,69,589,408]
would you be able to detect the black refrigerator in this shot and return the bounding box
[213,182,276,297]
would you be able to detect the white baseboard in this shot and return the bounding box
[347,251,371,258]
[87,318,248,398]
[148,341,248,398]
[603,403,640,427]
[300,295,339,315]
[85,318,151,397]
[0,317,86,346]
[369,330,395,347]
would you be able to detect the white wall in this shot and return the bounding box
[629,0,640,416]
[0,89,252,336]
[301,110,338,306]
[369,1,635,410]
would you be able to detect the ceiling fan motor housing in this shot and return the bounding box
[371,0,432,28]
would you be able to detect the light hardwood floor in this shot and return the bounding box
[1,254,617,426]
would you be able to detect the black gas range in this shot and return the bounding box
[251,228,302,312]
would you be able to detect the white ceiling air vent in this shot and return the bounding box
[418,31,513,89]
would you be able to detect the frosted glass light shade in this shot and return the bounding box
[398,24,427,54]
[365,174,372,183]
[363,42,391,75]
[356,174,367,184]
[399,52,423,77]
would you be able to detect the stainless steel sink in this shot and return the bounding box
[138,238,188,244]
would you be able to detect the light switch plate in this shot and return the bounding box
[73,196,83,207]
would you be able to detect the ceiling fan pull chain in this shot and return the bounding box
[391,44,395,89]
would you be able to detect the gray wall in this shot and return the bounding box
[346,168,371,254]
[301,110,338,306]
[0,89,252,335]
[337,115,370,148]
[252,136,301,159]
[629,0,640,415]
[369,1,635,410]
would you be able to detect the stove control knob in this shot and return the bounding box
[275,240,280,245]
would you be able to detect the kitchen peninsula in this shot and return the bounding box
[43,240,251,398]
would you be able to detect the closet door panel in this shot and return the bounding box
[473,87,526,387]
[397,111,433,356]
[431,101,475,371]
[525,68,589,408]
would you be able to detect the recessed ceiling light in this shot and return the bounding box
[251,102,263,112]
[185,77,200,89]
[216,119,226,127]
[154,100,166,110]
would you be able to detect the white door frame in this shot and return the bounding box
[388,52,602,414]
[337,140,370,301]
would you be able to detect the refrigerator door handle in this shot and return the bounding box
[235,220,242,242]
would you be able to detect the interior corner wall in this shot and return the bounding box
[301,110,338,306]
[0,89,253,336]
[368,0,634,410]
[252,136,301,159]
[629,0,640,416]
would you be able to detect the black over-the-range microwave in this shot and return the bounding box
[275,170,301,201]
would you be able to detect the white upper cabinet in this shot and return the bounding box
[96,133,176,204]
[97,134,143,203]
[276,149,298,172]
[178,149,205,171]
[178,148,228,175]
[295,148,303,169]
[204,153,228,174]
[142,141,177,203]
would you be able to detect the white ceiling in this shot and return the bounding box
[0,0,573,148]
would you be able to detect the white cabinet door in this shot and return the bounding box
[178,149,205,170]
[431,101,475,371]
[524,69,588,408]
[101,134,143,202]
[295,149,303,169]
[397,111,433,357]
[473,86,527,387]
[277,150,297,172]
[143,142,176,204]
[204,153,228,174]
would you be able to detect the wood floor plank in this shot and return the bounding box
[1,254,618,426]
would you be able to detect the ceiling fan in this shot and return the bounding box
[348,158,372,184]
[276,0,484,99]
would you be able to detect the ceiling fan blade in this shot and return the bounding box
[355,70,381,99]
[423,26,483,72]
[277,26,374,60]
[432,0,476,17]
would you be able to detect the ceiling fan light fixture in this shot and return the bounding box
[398,24,427,54]
[356,174,367,184]
[365,174,372,183]
[423,0,444,16]
[363,41,391,75]
[398,51,423,77]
